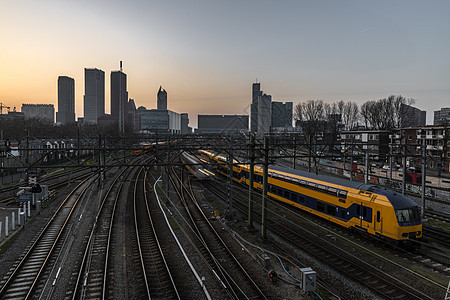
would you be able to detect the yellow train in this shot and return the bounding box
[199,150,422,242]
[132,141,169,155]
[180,151,214,180]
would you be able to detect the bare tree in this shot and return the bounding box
[294,100,327,173]
[342,101,359,130]
[294,100,326,137]
[360,100,375,129]
[359,95,416,130]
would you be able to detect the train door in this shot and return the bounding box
[356,203,363,227]
[374,206,382,234]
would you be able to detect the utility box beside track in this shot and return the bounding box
[300,267,316,292]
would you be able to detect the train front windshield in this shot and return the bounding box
[395,207,421,224]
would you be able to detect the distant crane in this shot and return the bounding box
[0,103,11,115]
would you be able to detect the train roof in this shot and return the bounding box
[357,184,418,210]
[269,165,417,209]
[201,150,418,209]
[181,151,200,164]
[269,164,365,190]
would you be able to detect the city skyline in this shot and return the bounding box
[1,0,449,127]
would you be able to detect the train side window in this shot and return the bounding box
[308,182,317,189]
[317,185,327,192]
[363,206,368,218]
[356,205,361,216]
[376,211,381,222]
[328,187,338,195]
[298,195,305,203]
[284,190,290,198]
[291,194,297,202]
[338,190,348,198]
[317,202,324,212]
[327,205,336,216]
[277,188,282,196]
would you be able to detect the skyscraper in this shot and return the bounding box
[257,93,272,134]
[56,76,75,124]
[111,70,128,131]
[157,86,167,110]
[84,68,105,124]
[272,101,293,129]
[251,82,262,133]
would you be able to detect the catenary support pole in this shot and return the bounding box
[247,135,255,230]
[389,134,393,180]
[227,143,233,218]
[167,135,171,196]
[422,137,427,218]
[365,152,369,184]
[293,136,296,169]
[402,138,406,195]
[261,137,269,240]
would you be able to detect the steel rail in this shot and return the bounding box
[0,176,94,299]
[71,167,129,300]
[170,165,268,300]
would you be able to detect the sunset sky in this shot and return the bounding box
[1,0,449,127]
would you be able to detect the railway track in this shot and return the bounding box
[423,225,450,249]
[134,167,180,299]
[170,166,269,300]
[71,167,130,299]
[203,179,441,300]
[0,177,94,299]
[0,167,92,206]
[426,209,450,223]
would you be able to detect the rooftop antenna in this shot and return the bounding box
[120,60,123,72]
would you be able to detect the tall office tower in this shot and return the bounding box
[271,101,293,128]
[257,93,272,134]
[181,113,190,134]
[111,69,128,132]
[84,68,105,124]
[251,82,262,133]
[56,76,75,124]
[157,86,167,110]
